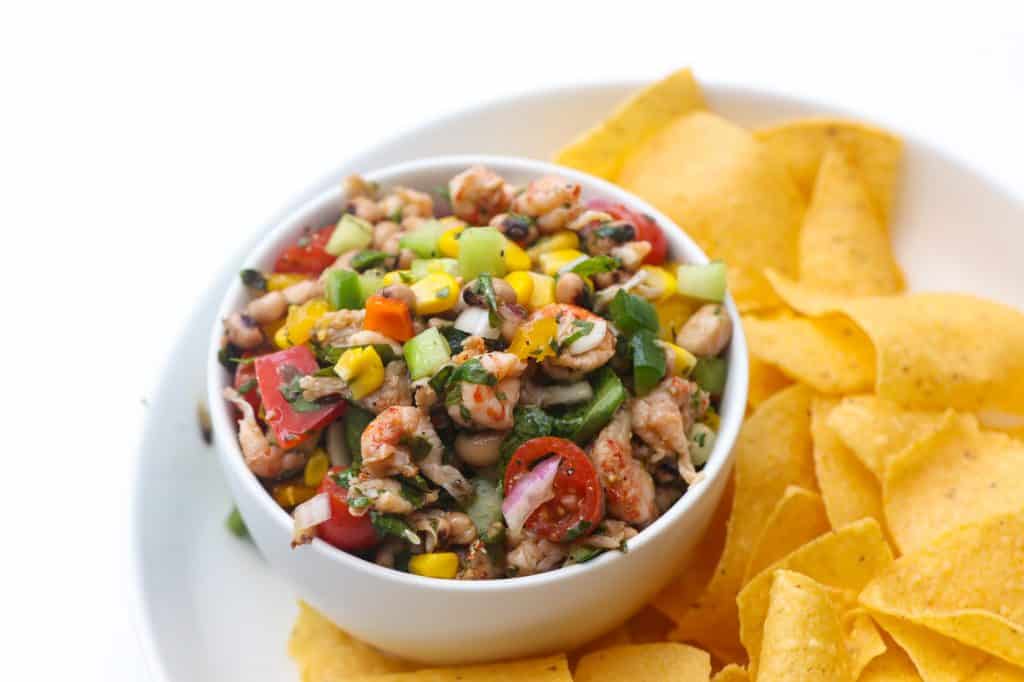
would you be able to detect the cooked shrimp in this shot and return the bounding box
[222,387,306,478]
[346,196,385,222]
[630,376,709,484]
[530,304,616,381]
[379,187,433,220]
[451,335,487,364]
[313,309,366,347]
[610,241,652,271]
[588,409,658,526]
[447,351,527,431]
[459,539,501,580]
[507,537,566,576]
[676,304,733,357]
[346,477,419,517]
[343,174,377,199]
[359,361,413,414]
[511,175,582,233]
[360,406,438,479]
[409,510,477,552]
[449,165,512,224]
[582,519,639,549]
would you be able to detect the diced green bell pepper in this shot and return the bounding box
[325,269,362,310]
[693,356,728,396]
[399,219,449,258]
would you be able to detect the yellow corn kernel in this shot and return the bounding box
[508,317,559,361]
[304,450,330,487]
[505,271,534,306]
[527,272,557,309]
[266,273,309,292]
[410,272,459,315]
[502,239,532,271]
[664,342,698,376]
[705,408,721,431]
[274,315,293,349]
[335,346,385,400]
[538,249,585,276]
[527,231,580,261]
[408,552,460,579]
[272,482,317,508]
[654,295,699,342]
[438,226,465,258]
[635,265,678,302]
[285,298,330,346]
[381,270,413,287]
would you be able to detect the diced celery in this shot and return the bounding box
[357,269,385,303]
[693,357,728,396]
[398,219,448,258]
[465,478,504,542]
[459,227,507,282]
[676,262,727,302]
[326,214,373,256]
[325,269,362,310]
[410,258,460,280]
[403,327,452,380]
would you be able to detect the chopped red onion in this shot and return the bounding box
[501,456,561,536]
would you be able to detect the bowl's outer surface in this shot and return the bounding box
[133,82,1024,682]
[206,155,748,664]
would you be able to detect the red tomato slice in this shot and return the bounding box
[254,346,346,450]
[586,198,668,265]
[316,467,378,551]
[233,357,261,414]
[504,437,604,542]
[273,225,336,275]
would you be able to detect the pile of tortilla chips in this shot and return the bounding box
[288,69,1024,681]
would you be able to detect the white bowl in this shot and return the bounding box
[206,154,749,664]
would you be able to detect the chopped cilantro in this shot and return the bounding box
[564,520,592,541]
[370,511,420,544]
[571,256,620,278]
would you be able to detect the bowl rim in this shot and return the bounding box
[206,153,749,592]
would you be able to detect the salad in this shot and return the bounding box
[219,166,732,579]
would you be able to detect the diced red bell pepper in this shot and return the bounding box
[254,346,346,450]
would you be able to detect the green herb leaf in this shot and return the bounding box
[350,250,390,272]
[278,366,335,413]
[571,256,620,278]
[558,319,595,351]
[239,269,268,291]
[498,406,555,476]
[564,546,604,566]
[631,328,667,396]
[370,511,420,544]
[438,326,471,355]
[563,520,592,542]
[476,273,503,328]
[400,435,434,462]
[609,289,659,336]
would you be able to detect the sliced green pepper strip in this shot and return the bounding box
[325,269,362,310]
[567,368,628,445]
[631,329,667,395]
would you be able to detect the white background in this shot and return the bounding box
[1,1,1021,679]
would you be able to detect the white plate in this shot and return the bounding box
[132,81,1024,682]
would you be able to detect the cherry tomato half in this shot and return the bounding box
[316,467,378,551]
[273,225,336,275]
[504,437,604,542]
[586,198,667,266]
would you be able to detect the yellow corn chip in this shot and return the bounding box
[744,485,830,582]
[344,655,572,682]
[668,385,816,661]
[861,508,1024,666]
[843,608,890,678]
[755,118,903,223]
[811,396,889,537]
[574,643,711,682]
[883,413,1024,553]
[766,271,1024,417]
[746,352,793,408]
[857,645,923,682]
[736,518,893,674]
[758,571,855,681]
[967,659,1024,682]
[568,626,632,671]
[289,602,417,681]
[625,606,675,644]
[870,613,988,682]
[711,664,750,682]
[798,146,904,295]
[553,68,706,181]
[743,312,875,394]
[618,112,805,310]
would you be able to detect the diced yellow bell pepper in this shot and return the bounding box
[408,552,460,579]
[527,231,580,261]
[284,298,330,346]
[381,270,413,287]
[335,346,385,400]
[538,249,585,276]
[264,316,286,345]
[438,226,465,258]
[654,295,699,342]
[664,342,698,376]
[266,273,309,292]
[274,322,291,349]
[704,408,721,431]
[271,481,317,508]
[304,450,330,487]
[527,272,557,309]
[410,272,459,315]
[505,271,534,306]
[508,317,559,361]
[502,240,532,271]
[636,265,678,302]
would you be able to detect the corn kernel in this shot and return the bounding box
[285,298,330,346]
[505,271,534,306]
[502,239,532,271]
[635,265,678,302]
[335,346,385,399]
[527,231,580,261]
[304,450,330,487]
[538,249,585,276]
[266,273,309,292]
[410,272,459,315]
[664,342,698,376]
[408,552,460,579]
[381,270,413,287]
[654,295,699,342]
[438,226,465,258]
[527,272,556,309]
[272,482,317,508]
[274,316,293,349]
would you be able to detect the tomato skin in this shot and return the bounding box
[254,346,346,450]
[504,437,604,542]
[273,225,336,275]
[233,358,261,413]
[586,199,668,265]
[316,467,378,551]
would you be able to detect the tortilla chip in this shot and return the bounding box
[574,643,711,682]
[857,645,923,682]
[711,664,750,682]
[755,118,903,223]
[825,395,947,479]
[967,659,1024,682]
[625,606,675,644]
[743,312,875,394]
[798,146,904,295]
[861,508,1024,666]
[736,518,893,674]
[744,485,830,582]
[883,413,1024,553]
[289,602,417,681]
[746,352,793,408]
[758,571,855,681]
[618,111,805,310]
[766,271,1024,417]
[668,385,816,660]
[811,397,889,537]
[871,613,988,682]
[553,68,706,181]
[568,626,632,671]
[843,609,890,678]
[344,655,572,682]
